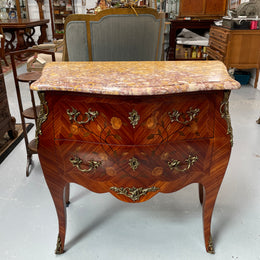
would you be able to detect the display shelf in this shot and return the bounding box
[49,0,74,39]
[0,0,29,19]
[167,19,213,61]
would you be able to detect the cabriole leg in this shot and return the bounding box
[44,177,68,254]
[202,179,223,254]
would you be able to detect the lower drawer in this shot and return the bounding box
[56,139,213,190]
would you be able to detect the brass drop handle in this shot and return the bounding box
[168,155,198,172]
[70,156,102,173]
[168,107,200,125]
[67,107,99,124]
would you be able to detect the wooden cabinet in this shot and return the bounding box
[16,0,29,19]
[167,0,228,61]
[167,19,213,60]
[179,0,227,19]
[31,61,240,254]
[49,0,74,39]
[208,26,260,88]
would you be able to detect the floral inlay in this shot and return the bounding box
[111,117,122,130]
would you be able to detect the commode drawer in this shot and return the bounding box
[53,93,215,145]
[57,139,213,191]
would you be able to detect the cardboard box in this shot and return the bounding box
[175,44,191,59]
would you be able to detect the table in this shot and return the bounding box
[0,19,49,53]
[31,60,240,254]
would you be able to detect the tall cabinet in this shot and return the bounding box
[179,0,227,19]
[49,0,75,39]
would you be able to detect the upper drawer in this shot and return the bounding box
[209,27,229,43]
[209,37,227,54]
[52,92,215,145]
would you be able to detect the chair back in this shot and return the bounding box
[63,8,165,61]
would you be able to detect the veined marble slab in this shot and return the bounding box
[31,60,240,96]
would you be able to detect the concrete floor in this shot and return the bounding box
[1,65,260,260]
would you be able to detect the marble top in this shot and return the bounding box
[30,61,240,96]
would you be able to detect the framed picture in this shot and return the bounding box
[229,0,241,10]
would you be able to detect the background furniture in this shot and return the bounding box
[0,27,8,66]
[49,0,75,39]
[10,48,55,176]
[63,7,165,61]
[0,61,17,140]
[178,0,227,19]
[166,0,228,61]
[167,19,213,60]
[1,0,30,20]
[1,19,49,54]
[31,60,240,254]
[207,25,260,88]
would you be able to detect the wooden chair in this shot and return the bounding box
[63,7,165,62]
[10,49,55,176]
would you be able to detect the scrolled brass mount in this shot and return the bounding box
[67,107,99,124]
[220,90,233,146]
[168,107,200,125]
[168,155,198,172]
[70,156,102,173]
[110,186,159,201]
[35,92,49,146]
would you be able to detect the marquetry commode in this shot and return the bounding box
[31,60,240,254]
